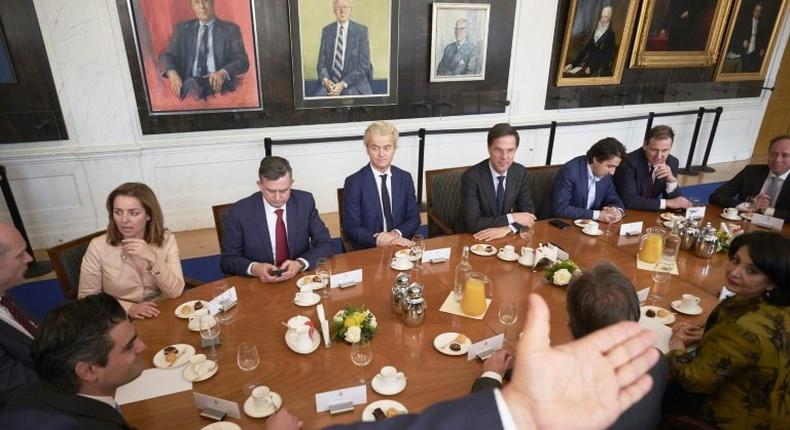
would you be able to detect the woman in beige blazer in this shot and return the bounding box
[78,183,184,319]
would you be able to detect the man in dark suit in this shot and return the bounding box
[220,156,334,282]
[313,0,372,96]
[2,293,143,429]
[436,18,481,76]
[0,223,37,408]
[160,0,249,100]
[563,5,616,77]
[550,137,626,221]
[659,0,707,51]
[732,2,771,72]
[710,135,790,221]
[343,121,420,250]
[470,349,513,392]
[461,123,536,241]
[613,125,692,212]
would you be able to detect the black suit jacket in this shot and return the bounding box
[160,18,249,82]
[613,148,682,211]
[1,384,135,429]
[609,354,667,430]
[461,160,535,233]
[0,319,36,408]
[709,165,790,221]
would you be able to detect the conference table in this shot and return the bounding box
[125,206,786,429]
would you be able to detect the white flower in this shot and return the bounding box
[333,311,344,323]
[553,268,572,286]
[345,325,362,343]
[368,315,377,329]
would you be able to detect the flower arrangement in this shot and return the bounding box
[544,260,580,286]
[332,305,377,344]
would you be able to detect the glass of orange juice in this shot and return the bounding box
[461,272,492,317]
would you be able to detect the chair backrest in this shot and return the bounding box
[212,203,233,248]
[425,166,469,237]
[526,164,561,220]
[46,230,106,301]
[336,188,354,253]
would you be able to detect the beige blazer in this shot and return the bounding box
[78,231,185,312]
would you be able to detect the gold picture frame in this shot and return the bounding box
[556,0,640,86]
[715,0,789,81]
[630,0,733,68]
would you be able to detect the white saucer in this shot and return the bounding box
[659,212,675,221]
[188,316,218,332]
[152,343,195,369]
[371,374,407,396]
[662,220,677,229]
[517,256,534,267]
[182,361,218,382]
[293,292,321,307]
[470,244,497,257]
[582,228,604,236]
[243,392,283,418]
[740,212,753,221]
[639,306,676,325]
[296,275,323,291]
[671,300,703,315]
[496,252,519,262]
[362,400,408,422]
[720,212,742,221]
[390,261,414,271]
[574,219,597,228]
[285,329,321,354]
[394,249,420,262]
[201,422,241,430]
[174,300,206,319]
[432,332,471,356]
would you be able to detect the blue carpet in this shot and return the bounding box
[681,181,723,204]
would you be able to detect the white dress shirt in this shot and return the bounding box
[648,163,678,210]
[370,164,394,232]
[246,198,309,275]
[488,162,516,231]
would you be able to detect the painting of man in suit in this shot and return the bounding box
[720,1,783,75]
[430,3,489,82]
[313,0,372,96]
[436,18,481,77]
[563,5,616,77]
[646,0,717,51]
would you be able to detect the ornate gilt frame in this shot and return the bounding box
[630,0,733,68]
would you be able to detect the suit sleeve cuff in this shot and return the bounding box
[493,389,518,430]
[506,214,514,226]
[665,182,678,194]
[592,210,600,221]
[764,208,775,217]
[659,199,667,210]
[481,371,503,384]
[246,263,256,276]
[298,258,310,271]
[393,229,402,238]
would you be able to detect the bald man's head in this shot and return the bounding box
[0,223,32,293]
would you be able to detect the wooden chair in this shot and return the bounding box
[212,203,233,248]
[425,166,469,237]
[336,188,355,253]
[525,164,562,219]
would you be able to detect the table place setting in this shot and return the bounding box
[394,248,420,262]
[187,308,218,332]
[573,219,596,228]
[370,365,407,396]
[639,306,676,325]
[174,299,207,319]
[389,254,414,271]
[467,333,505,361]
[296,275,324,291]
[469,243,497,256]
[720,207,742,221]
[284,315,321,354]
[432,332,471,356]
[362,400,408,422]
[671,294,704,315]
[243,385,283,418]
[293,287,321,307]
[182,353,218,382]
[330,269,363,289]
[315,385,367,414]
[153,343,195,369]
[420,247,452,263]
[496,245,520,262]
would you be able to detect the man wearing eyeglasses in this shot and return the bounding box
[436,18,481,76]
[314,0,373,96]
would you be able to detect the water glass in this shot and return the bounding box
[350,340,373,384]
[411,234,425,269]
[315,258,332,298]
[518,224,532,243]
[237,341,260,395]
[498,302,519,345]
[199,315,221,362]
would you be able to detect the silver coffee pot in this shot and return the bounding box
[680,221,700,251]
[401,283,426,327]
[694,223,718,259]
[391,272,411,315]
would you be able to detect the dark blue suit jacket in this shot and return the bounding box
[0,319,36,407]
[613,148,682,211]
[160,18,249,82]
[550,156,624,220]
[461,160,535,233]
[343,165,420,249]
[220,191,333,276]
[315,20,372,95]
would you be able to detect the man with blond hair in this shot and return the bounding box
[343,121,420,250]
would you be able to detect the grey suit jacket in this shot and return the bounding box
[436,40,480,76]
[315,20,372,95]
[0,319,36,407]
[461,159,535,233]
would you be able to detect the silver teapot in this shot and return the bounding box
[401,283,426,327]
[391,272,411,315]
[680,221,700,251]
[694,222,718,259]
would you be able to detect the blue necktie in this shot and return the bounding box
[496,175,506,215]
[380,174,393,231]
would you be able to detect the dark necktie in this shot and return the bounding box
[643,165,655,198]
[496,175,506,215]
[380,174,393,232]
[765,176,781,207]
[274,209,289,267]
[1,295,37,336]
[197,25,209,76]
[333,25,345,80]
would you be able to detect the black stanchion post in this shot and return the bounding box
[0,165,53,278]
[678,107,704,176]
[417,128,426,208]
[264,138,273,157]
[692,106,723,173]
[644,112,655,138]
[546,121,557,166]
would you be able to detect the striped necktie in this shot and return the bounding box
[332,25,345,80]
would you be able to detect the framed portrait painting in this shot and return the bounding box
[630,0,732,68]
[288,0,399,109]
[125,0,261,114]
[556,0,639,86]
[715,0,789,81]
[429,3,490,83]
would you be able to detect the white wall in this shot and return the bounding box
[3,0,789,248]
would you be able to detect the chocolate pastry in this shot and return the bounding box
[372,408,386,421]
[193,301,203,310]
[645,309,656,318]
[449,343,461,351]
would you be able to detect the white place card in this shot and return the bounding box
[636,287,650,304]
[467,333,504,361]
[638,316,671,354]
[545,243,569,261]
[619,221,643,237]
[422,247,451,263]
[719,286,736,301]
[115,368,192,405]
[207,286,238,316]
[751,213,784,231]
[685,206,706,220]
[193,392,241,419]
[330,269,363,288]
[315,385,367,413]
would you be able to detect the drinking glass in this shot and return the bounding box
[315,258,332,298]
[350,340,373,384]
[213,282,237,325]
[411,234,425,269]
[518,224,532,243]
[237,341,260,395]
[199,315,222,362]
[498,302,518,345]
[648,258,673,304]
[741,196,755,222]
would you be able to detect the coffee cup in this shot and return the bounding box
[518,247,534,265]
[189,353,214,376]
[251,385,274,411]
[294,291,317,305]
[391,256,411,269]
[379,365,405,388]
[499,245,516,257]
[724,207,738,217]
[680,294,700,311]
[286,327,313,351]
[188,308,209,330]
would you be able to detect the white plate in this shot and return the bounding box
[285,329,321,354]
[573,219,597,228]
[432,332,471,356]
[390,261,414,271]
[720,212,742,221]
[243,392,283,418]
[740,212,753,221]
[671,300,703,315]
[182,361,218,382]
[662,220,676,229]
[394,249,420,262]
[659,212,677,221]
[362,400,408,422]
[496,252,519,262]
[201,422,241,430]
[470,244,497,257]
[371,373,407,396]
[174,300,207,319]
[152,343,195,369]
[639,306,676,325]
[296,275,323,291]
[293,292,321,307]
[582,228,604,236]
[188,316,218,332]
